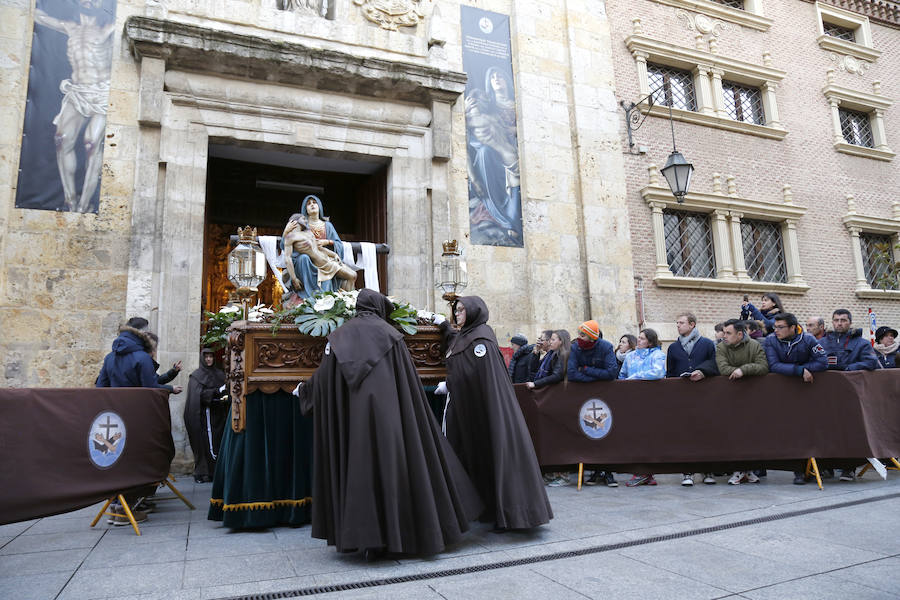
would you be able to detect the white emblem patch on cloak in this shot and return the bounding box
[474,343,486,358]
[324,342,331,355]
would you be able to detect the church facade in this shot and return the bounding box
[1,1,898,445]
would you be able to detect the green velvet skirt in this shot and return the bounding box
[208,390,313,528]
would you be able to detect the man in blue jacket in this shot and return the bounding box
[666,312,718,381]
[816,309,877,482]
[763,312,827,382]
[818,309,878,373]
[763,312,828,485]
[567,319,618,487]
[666,312,718,486]
[96,318,181,391]
[95,317,179,524]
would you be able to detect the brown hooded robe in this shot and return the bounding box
[442,296,553,529]
[184,348,227,479]
[297,289,483,555]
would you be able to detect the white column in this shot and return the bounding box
[829,98,844,144]
[712,209,734,279]
[694,65,715,114]
[729,212,750,280]
[871,109,890,151]
[762,81,780,127]
[710,68,726,118]
[847,227,870,291]
[782,219,805,285]
[650,202,671,277]
[633,51,650,96]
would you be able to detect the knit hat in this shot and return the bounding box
[510,334,528,346]
[579,320,600,341]
[875,326,898,342]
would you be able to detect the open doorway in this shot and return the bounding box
[201,144,388,326]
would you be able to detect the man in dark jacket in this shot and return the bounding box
[666,312,718,380]
[817,309,877,482]
[507,334,533,384]
[95,317,178,524]
[763,313,827,381]
[666,312,718,486]
[567,320,618,382]
[818,309,878,372]
[567,320,619,487]
[762,312,828,485]
[96,319,180,391]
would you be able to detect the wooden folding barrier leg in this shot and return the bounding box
[805,458,824,490]
[161,475,195,510]
[858,458,899,478]
[90,494,141,535]
[577,463,584,491]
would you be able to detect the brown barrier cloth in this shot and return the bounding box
[515,371,900,474]
[0,388,174,525]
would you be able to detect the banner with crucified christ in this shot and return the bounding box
[15,0,117,214]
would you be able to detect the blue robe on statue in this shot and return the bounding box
[283,195,348,299]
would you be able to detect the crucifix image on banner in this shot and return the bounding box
[15,0,117,214]
[460,6,523,247]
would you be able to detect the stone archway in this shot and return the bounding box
[122,16,465,465]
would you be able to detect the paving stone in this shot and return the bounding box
[0,571,71,600]
[183,551,296,588]
[618,538,816,594]
[0,547,90,576]
[57,561,184,600]
[0,530,103,555]
[740,572,900,600]
[532,552,732,600]
[82,540,187,569]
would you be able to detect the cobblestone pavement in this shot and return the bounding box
[2,469,899,600]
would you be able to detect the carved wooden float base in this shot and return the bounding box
[225,321,446,432]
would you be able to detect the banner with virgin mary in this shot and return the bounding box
[460,6,524,247]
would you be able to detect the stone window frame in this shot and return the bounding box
[823,78,894,161]
[816,2,881,63]
[642,166,808,294]
[626,33,787,140]
[650,0,772,31]
[842,197,900,299]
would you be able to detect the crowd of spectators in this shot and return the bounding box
[505,294,897,489]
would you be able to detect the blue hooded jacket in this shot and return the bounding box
[818,328,878,371]
[763,330,827,377]
[567,339,618,382]
[96,327,171,389]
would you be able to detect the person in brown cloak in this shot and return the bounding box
[184,348,228,483]
[437,296,553,530]
[296,289,483,559]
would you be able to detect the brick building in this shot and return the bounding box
[607,0,900,340]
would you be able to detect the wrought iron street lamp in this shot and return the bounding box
[227,226,266,319]
[621,87,695,202]
[435,239,468,302]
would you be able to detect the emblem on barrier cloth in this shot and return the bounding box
[88,411,127,468]
[579,399,612,440]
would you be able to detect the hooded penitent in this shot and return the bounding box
[442,296,553,529]
[184,348,227,480]
[297,289,483,555]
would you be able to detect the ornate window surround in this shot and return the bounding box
[822,75,894,161]
[650,0,772,31]
[626,33,787,140]
[642,166,808,294]
[842,196,900,299]
[816,2,881,63]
